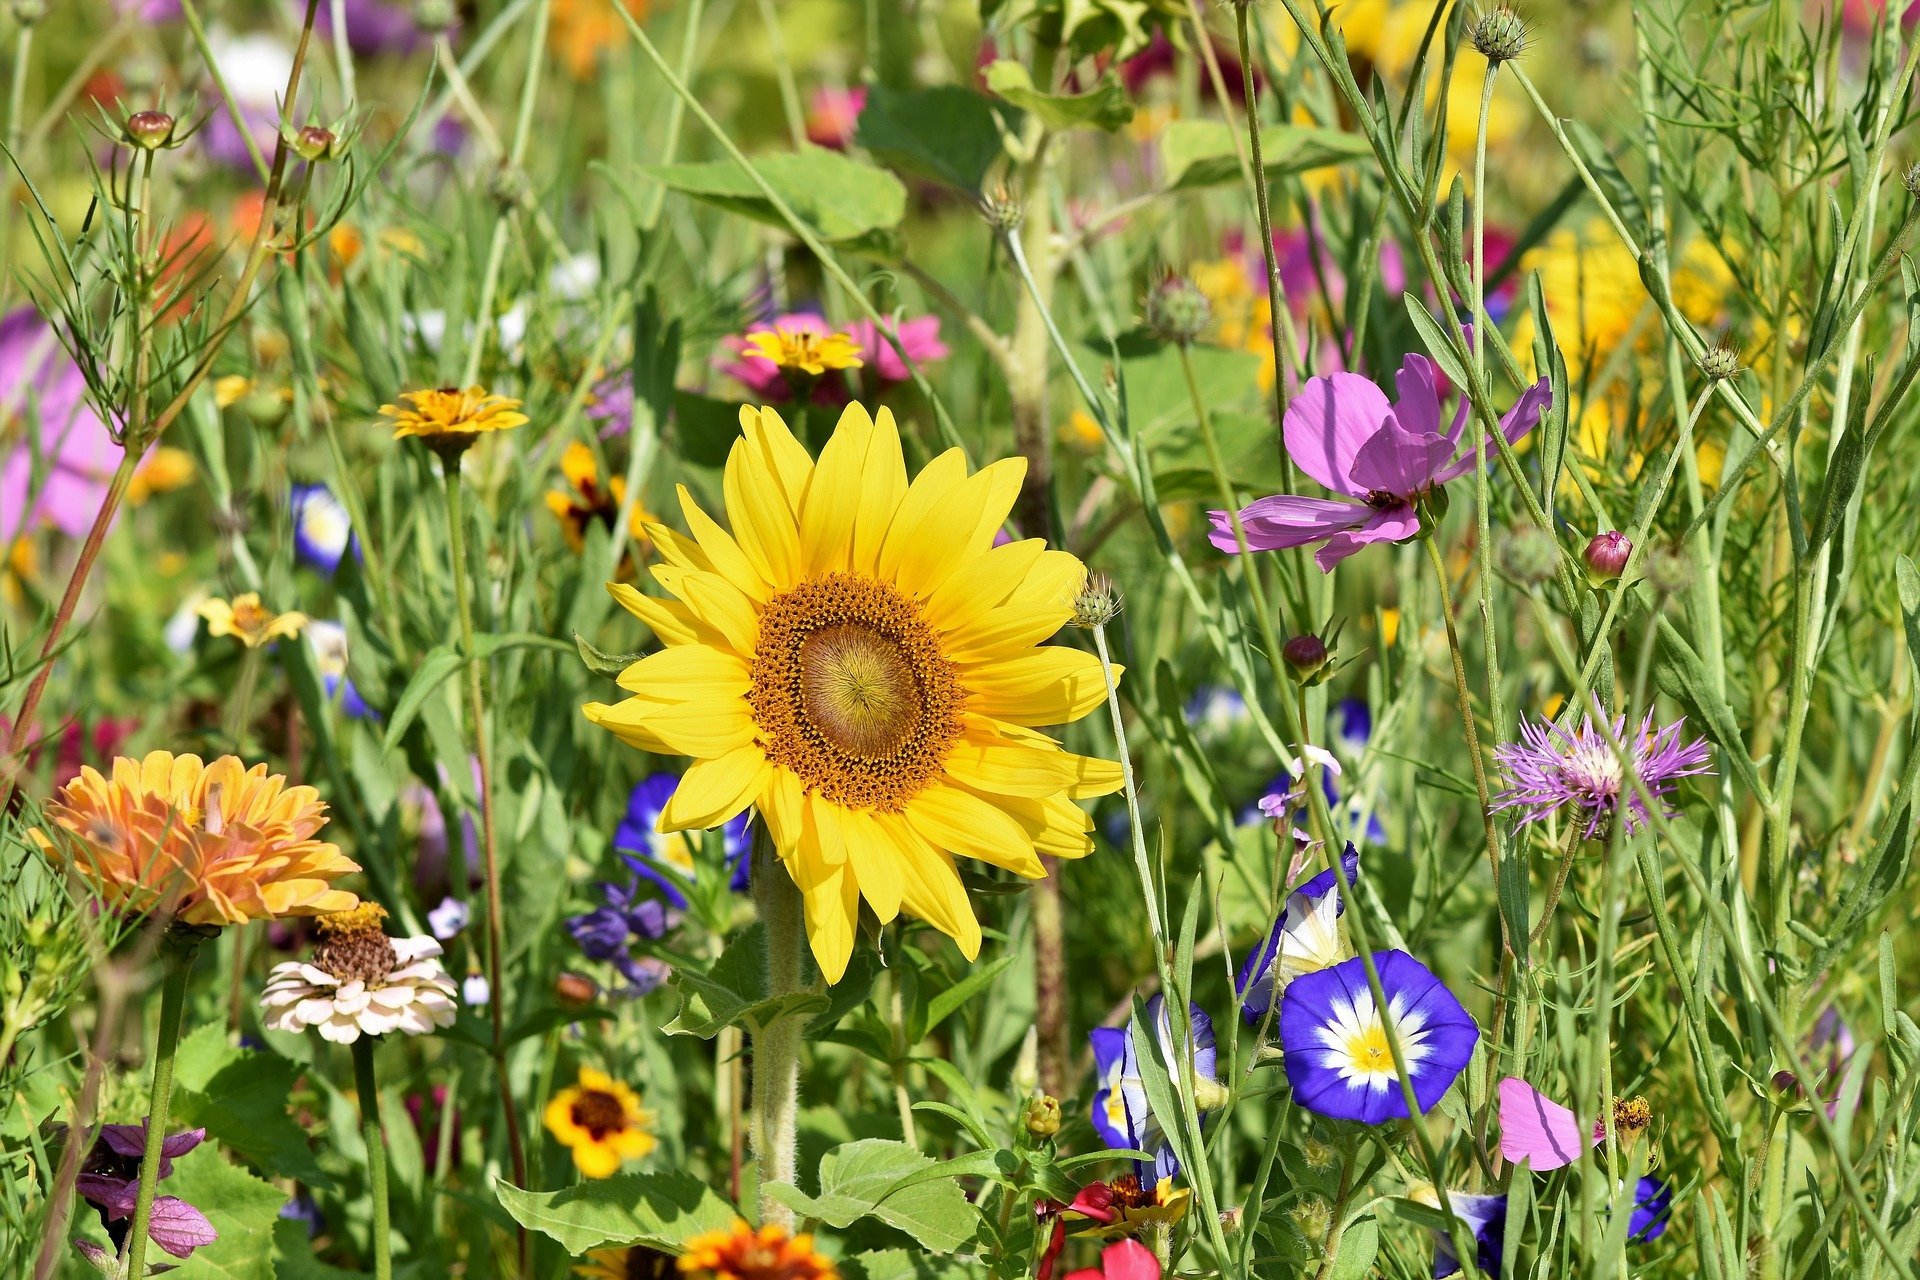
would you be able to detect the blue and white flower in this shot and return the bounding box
[1279,950,1477,1123]
[1089,995,1218,1182]
[1332,697,1372,755]
[1627,1176,1671,1243]
[614,774,751,907]
[1236,846,1359,1027]
[1183,685,1249,742]
[307,620,374,720]
[291,483,353,575]
[426,896,469,940]
[1413,1186,1508,1279]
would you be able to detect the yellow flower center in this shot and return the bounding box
[748,574,961,811]
[570,1088,629,1141]
[1343,1022,1394,1074]
[231,599,272,635]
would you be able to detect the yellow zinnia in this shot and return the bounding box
[197,592,309,649]
[546,440,653,564]
[381,385,529,444]
[543,1066,656,1178]
[740,320,865,378]
[32,751,360,926]
[582,404,1123,981]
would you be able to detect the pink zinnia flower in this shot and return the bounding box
[1209,354,1551,570]
[1491,708,1713,840]
[849,315,948,387]
[1,308,119,546]
[805,85,867,149]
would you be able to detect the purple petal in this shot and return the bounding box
[1433,377,1554,484]
[98,1123,148,1158]
[76,1174,138,1218]
[1388,354,1445,438]
[1209,494,1370,554]
[159,1128,206,1160]
[1282,373,1389,497]
[1311,508,1420,571]
[147,1196,218,1258]
[1346,420,1455,498]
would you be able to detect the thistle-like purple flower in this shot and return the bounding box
[1492,710,1712,840]
[1209,354,1550,571]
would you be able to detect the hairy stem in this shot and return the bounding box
[351,1036,394,1280]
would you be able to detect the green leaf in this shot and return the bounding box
[917,954,1014,1039]
[983,62,1133,133]
[573,630,646,680]
[494,1169,739,1254]
[764,1139,980,1253]
[645,148,907,252]
[664,923,831,1038]
[170,1024,331,1188]
[382,643,462,750]
[272,1219,361,1279]
[162,1145,290,1280]
[1161,119,1373,190]
[1330,1215,1380,1280]
[855,83,1018,193]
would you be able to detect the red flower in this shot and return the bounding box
[1065,1240,1160,1280]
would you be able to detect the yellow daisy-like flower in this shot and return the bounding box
[678,1220,838,1280]
[544,1067,657,1179]
[740,320,865,378]
[577,1245,676,1280]
[197,593,310,649]
[546,441,654,566]
[30,751,361,926]
[380,385,529,445]
[581,404,1124,981]
[127,447,195,504]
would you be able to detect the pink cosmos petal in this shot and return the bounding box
[1282,372,1389,496]
[1312,507,1419,571]
[148,1196,218,1258]
[1498,1076,1595,1171]
[852,314,947,385]
[1434,377,1554,484]
[1209,494,1371,554]
[1346,420,1455,496]
[1388,354,1446,438]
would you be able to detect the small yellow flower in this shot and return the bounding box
[381,385,529,445]
[545,441,653,569]
[1056,408,1106,453]
[678,1219,838,1280]
[543,1067,656,1178]
[577,1246,675,1280]
[740,320,865,378]
[127,447,195,504]
[214,375,253,409]
[198,593,309,649]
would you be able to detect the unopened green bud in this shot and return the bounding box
[1498,523,1560,586]
[1023,1094,1062,1138]
[1070,571,1123,630]
[1647,543,1692,596]
[412,0,457,32]
[1470,5,1528,65]
[1145,275,1212,347]
[1289,1197,1332,1249]
[1698,342,1740,382]
[126,111,177,150]
[1190,1075,1230,1112]
[291,125,339,163]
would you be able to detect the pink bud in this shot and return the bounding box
[1583,531,1632,581]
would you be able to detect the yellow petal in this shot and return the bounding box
[964,647,1117,727]
[678,484,770,602]
[648,523,716,574]
[944,603,1072,663]
[586,697,756,758]
[723,433,804,591]
[580,701,674,754]
[964,453,1027,549]
[661,746,769,830]
[740,406,814,510]
[1008,549,1090,611]
[876,813,982,959]
[999,793,1100,860]
[923,538,1047,632]
[904,783,1044,878]
[670,571,762,657]
[891,458,1027,600]
[941,742,1083,798]
[850,407,909,574]
[875,448,967,584]
[797,403,872,576]
[607,582,699,647]
[788,820,858,983]
[832,803,902,923]
[758,769,808,855]
[615,643,751,696]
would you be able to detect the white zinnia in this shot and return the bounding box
[262,936,457,1044]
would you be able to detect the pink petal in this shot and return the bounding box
[1388,354,1446,438]
[1209,494,1370,554]
[1434,377,1553,484]
[1346,419,1455,497]
[1498,1076,1594,1171]
[1283,373,1389,497]
[1101,1239,1162,1280]
[147,1196,218,1259]
[1311,508,1419,571]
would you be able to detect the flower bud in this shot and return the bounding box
[1698,342,1740,382]
[412,0,457,32]
[1905,161,1920,198]
[1145,274,1212,347]
[1282,633,1330,680]
[1289,1197,1332,1248]
[1470,5,1529,65]
[980,182,1025,233]
[1583,530,1632,583]
[292,125,338,162]
[1070,571,1122,629]
[7,0,48,25]
[125,110,176,150]
[554,971,599,1006]
[1022,1094,1062,1139]
[1498,523,1560,586]
[1190,1074,1230,1113]
[487,165,533,211]
[1647,543,1692,596]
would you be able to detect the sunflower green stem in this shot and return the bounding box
[121,935,199,1280]
[749,826,804,1231]
[351,1036,394,1280]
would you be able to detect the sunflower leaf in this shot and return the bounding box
[493,1170,738,1255]
[763,1139,981,1253]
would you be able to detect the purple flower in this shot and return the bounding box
[1209,355,1551,570]
[315,0,442,56]
[1,308,118,546]
[1236,847,1358,1027]
[566,880,670,995]
[615,774,751,905]
[75,1122,217,1261]
[1492,709,1713,840]
[1426,1189,1507,1278]
[1627,1176,1672,1243]
[1279,950,1478,1124]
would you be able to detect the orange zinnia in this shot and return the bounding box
[32,751,360,927]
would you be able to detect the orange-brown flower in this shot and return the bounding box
[31,751,360,927]
[381,385,528,445]
[677,1220,837,1280]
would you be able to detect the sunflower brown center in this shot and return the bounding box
[748,573,962,811]
[570,1089,628,1140]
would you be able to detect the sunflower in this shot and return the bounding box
[380,385,528,445]
[582,404,1123,981]
[577,1244,676,1279]
[31,751,360,926]
[678,1220,837,1280]
[543,1067,656,1178]
[197,593,309,649]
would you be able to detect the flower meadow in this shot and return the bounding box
[5,0,1920,1276]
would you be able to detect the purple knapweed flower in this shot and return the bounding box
[1209,354,1551,570]
[1492,709,1712,840]
[75,1122,218,1260]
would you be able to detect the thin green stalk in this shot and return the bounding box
[179,0,274,185]
[749,827,804,1229]
[329,0,356,102]
[754,0,807,149]
[1468,63,1505,755]
[640,0,707,231]
[122,937,199,1280]
[351,1036,393,1280]
[1233,0,1303,415]
[4,19,31,157]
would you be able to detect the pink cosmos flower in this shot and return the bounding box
[1497,1077,1598,1171]
[1209,354,1551,570]
[1,309,119,546]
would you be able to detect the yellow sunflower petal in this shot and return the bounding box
[874,448,967,582]
[667,571,761,655]
[797,402,873,575]
[660,746,769,830]
[614,644,750,697]
[677,484,770,602]
[877,814,982,959]
[904,782,1044,878]
[740,406,814,509]
[790,833,858,983]
[922,538,1047,631]
[606,582,700,647]
[1008,548,1090,610]
[583,697,755,758]
[851,407,909,574]
[832,803,903,923]
[647,523,715,574]
[944,602,1072,664]
[891,458,1027,600]
[965,647,1118,726]
[758,770,808,856]
[941,742,1084,798]
[723,433,804,590]
[998,793,1100,860]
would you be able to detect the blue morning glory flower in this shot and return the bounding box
[291,483,353,575]
[1627,1176,1671,1243]
[1089,995,1217,1183]
[614,774,752,907]
[1428,1189,1507,1278]
[1236,846,1359,1028]
[308,620,375,721]
[1279,950,1478,1124]
[1332,697,1372,754]
[1183,685,1248,740]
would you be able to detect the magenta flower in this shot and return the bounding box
[1491,708,1712,840]
[1210,354,1550,570]
[75,1122,218,1260]
[805,85,868,149]
[1,308,118,546]
[849,315,948,388]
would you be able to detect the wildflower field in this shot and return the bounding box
[6,0,1920,1276]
